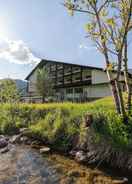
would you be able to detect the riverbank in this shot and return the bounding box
[0,96,132,175]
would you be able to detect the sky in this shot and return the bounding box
[0,0,132,79]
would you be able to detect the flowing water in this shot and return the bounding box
[0,145,130,184]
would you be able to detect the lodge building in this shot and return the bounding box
[25,59,131,103]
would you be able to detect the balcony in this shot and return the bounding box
[57,70,63,77]
[82,70,91,80]
[57,82,63,85]
[49,71,56,78]
[57,64,63,70]
[72,73,81,83]
[64,81,71,84]
[50,65,56,72]
[64,70,71,75]
[72,68,81,74]
[64,79,71,84]
[57,78,63,85]
[64,66,72,75]
[83,76,92,81]
[72,78,81,83]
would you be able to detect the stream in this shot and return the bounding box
[0,145,130,184]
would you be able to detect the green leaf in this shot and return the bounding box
[106,18,115,27]
[100,9,108,17]
[84,23,94,32]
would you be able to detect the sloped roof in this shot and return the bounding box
[25,59,132,80]
[25,59,103,80]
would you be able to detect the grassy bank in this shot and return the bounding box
[0,96,132,152]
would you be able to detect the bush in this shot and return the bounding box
[93,111,131,150]
[0,107,19,135]
[0,96,132,151]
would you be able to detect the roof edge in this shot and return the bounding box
[25,59,103,80]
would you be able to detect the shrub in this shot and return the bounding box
[93,111,130,150]
[0,96,132,151]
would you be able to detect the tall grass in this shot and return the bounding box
[0,96,132,151]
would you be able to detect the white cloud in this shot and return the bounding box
[79,44,95,51]
[0,38,40,64]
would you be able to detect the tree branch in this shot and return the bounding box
[62,3,95,15]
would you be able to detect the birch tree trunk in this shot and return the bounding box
[124,38,131,114]
[95,12,122,115]
[106,71,121,114]
[115,54,127,120]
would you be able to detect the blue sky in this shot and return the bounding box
[0,0,132,79]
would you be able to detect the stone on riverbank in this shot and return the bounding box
[40,147,50,154]
[9,134,21,144]
[0,135,5,139]
[0,146,9,154]
[75,151,87,162]
[113,177,128,184]
[20,136,29,143]
[0,138,8,149]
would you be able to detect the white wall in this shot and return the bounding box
[84,84,112,98]
[92,69,125,84]
[92,70,108,84]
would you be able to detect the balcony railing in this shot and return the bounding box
[57,65,63,70]
[72,69,81,74]
[72,79,81,82]
[83,76,92,81]
[57,72,63,77]
[50,66,56,71]
[64,80,71,84]
[56,82,63,86]
[64,70,71,75]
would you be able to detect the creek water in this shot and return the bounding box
[0,145,130,184]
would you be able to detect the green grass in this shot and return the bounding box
[0,96,132,152]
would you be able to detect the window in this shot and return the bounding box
[64,66,71,74]
[49,71,56,78]
[72,73,81,82]
[57,78,63,85]
[66,88,73,94]
[50,64,56,71]
[74,88,83,94]
[64,76,71,84]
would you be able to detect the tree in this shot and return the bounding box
[36,67,54,102]
[0,79,20,103]
[64,0,132,120]
[123,37,132,114]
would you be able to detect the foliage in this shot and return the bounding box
[0,79,20,103]
[36,67,54,102]
[0,107,19,135]
[64,0,132,57]
[93,111,130,149]
[64,0,132,118]
[0,96,132,151]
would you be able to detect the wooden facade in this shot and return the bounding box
[25,59,132,103]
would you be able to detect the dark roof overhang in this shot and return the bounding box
[25,59,103,80]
